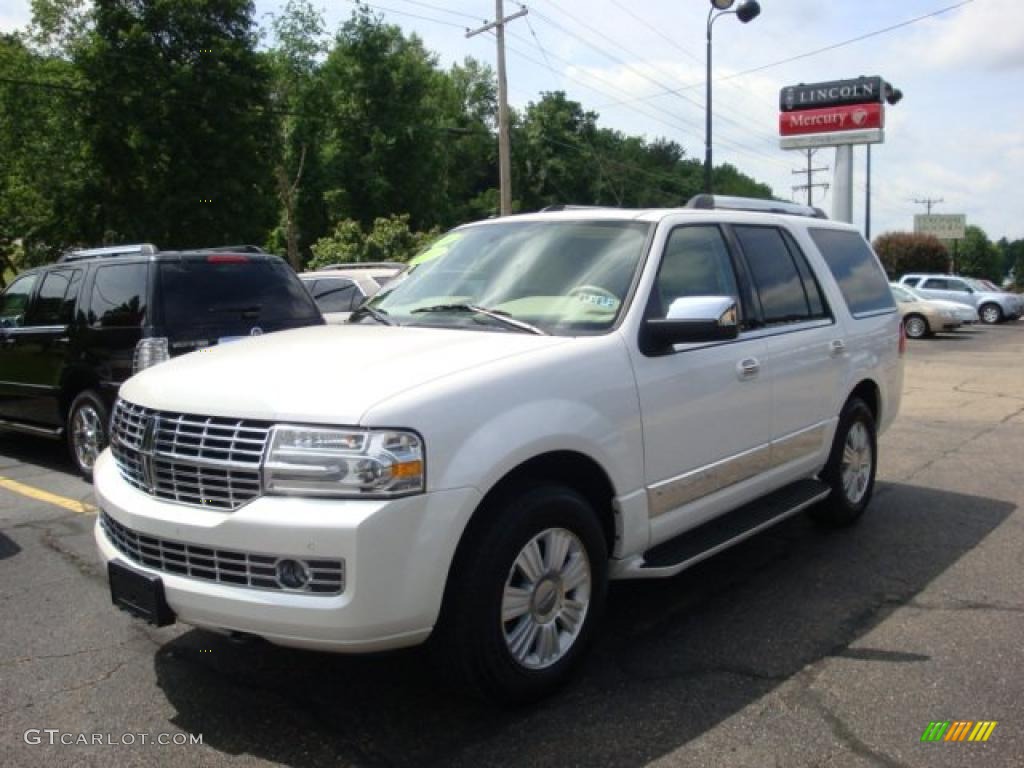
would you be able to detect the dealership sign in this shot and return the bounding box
[779,129,884,150]
[779,103,883,136]
[780,76,884,112]
[915,214,966,240]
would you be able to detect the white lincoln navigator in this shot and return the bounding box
[94,196,903,702]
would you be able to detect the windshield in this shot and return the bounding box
[360,220,652,335]
[890,285,917,303]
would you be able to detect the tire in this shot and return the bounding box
[67,390,110,481]
[809,398,877,528]
[431,484,608,704]
[979,303,1002,325]
[903,314,929,339]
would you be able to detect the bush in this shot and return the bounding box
[307,214,440,269]
[872,232,949,279]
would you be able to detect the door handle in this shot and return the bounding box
[737,357,760,380]
[829,339,847,357]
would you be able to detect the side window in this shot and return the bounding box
[0,274,39,328]
[808,228,896,317]
[651,226,740,320]
[734,225,811,324]
[781,230,829,319]
[26,270,81,326]
[922,278,947,290]
[902,277,921,287]
[89,264,148,328]
[948,280,970,293]
[313,279,359,313]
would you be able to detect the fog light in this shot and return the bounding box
[275,559,311,590]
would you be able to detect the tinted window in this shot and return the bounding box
[808,229,896,316]
[902,277,921,287]
[90,263,148,327]
[947,280,970,293]
[28,270,81,325]
[0,273,39,328]
[922,278,948,290]
[652,226,739,320]
[311,278,359,313]
[782,230,828,318]
[158,258,321,333]
[735,226,810,323]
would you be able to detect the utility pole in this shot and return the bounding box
[467,3,528,217]
[791,148,829,207]
[913,197,944,214]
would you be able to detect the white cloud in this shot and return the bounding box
[908,0,1024,71]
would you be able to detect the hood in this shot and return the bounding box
[120,324,570,424]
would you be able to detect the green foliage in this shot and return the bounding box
[308,214,439,268]
[997,238,1024,289]
[872,232,949,278]
[955,225,1000,280]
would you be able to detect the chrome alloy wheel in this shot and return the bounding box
[904,316,927,338]
[72,404,103,471]
[501,527,592,670]
[840,421,872,505]
[980,304,1001,324]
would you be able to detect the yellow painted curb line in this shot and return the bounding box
[0,475,97,515]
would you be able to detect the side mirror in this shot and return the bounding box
[641,296,739,355]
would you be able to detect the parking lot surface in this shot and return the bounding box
[1,324,1022,767]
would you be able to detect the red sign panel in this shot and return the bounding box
[779,103,884,136]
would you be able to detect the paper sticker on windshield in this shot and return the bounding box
[575,293,619,309]
[409,232,464,267]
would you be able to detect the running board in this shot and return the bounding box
[617,478,830,580]
[0,418,63,439]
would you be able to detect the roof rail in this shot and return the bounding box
[315,261,405,271]
[540,204,618,212]
[59,243,159,262]
[686,194,828,219]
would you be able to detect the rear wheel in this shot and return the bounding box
[432,484,608,704]
[979,303,1002,325]
[67,390,109,481]
[810,398,877,528]
[903,314,929,339]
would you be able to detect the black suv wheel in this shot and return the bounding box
[67,390,109,480]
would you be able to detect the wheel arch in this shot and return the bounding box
[846,378,881,426]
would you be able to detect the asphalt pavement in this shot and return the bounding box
[1,322,1022,767]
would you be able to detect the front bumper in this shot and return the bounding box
[93,449,482,652]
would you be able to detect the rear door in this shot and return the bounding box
[730,224,840,468]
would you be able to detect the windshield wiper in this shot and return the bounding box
[349,304,393,326]
[410,304,547,335]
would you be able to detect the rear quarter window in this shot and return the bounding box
[808,228,896,317]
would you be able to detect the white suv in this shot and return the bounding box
[94,196,903,702]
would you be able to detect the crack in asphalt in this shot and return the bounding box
[0,661,128,722]
[906,598,1024,614]
[0,640,134,668]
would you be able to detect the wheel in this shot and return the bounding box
[809,398,877,528]
[979,303,1002,325]
[67,390,110,481]
[903,314,929,339]
[432,484,608,704]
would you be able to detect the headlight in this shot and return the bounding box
[264,426,424,498]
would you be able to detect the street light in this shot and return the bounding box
[705,0,760,194]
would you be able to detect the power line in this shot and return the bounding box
[339,0,467,29]
[914,197,944,215]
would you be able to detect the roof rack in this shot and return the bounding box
[315,261,405,271]
[59,243,159,262]
[201,245,266,254]
[685,194,828,219]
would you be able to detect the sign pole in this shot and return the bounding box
[832,145,854,223]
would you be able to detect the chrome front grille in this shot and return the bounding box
[110,398,271,511]
[100,511,345,594]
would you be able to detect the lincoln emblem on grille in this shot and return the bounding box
[139,414,160,493]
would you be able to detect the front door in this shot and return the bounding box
[627,222,772,545]
[0,272,42,422]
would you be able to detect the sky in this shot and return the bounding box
[3,0,1023,241]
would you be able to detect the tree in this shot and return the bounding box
[308,214,438,268]
[872,232,949,278]
[78,0,278,249]
[955,225,1000,280]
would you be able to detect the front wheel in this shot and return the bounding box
[432,484,608,704]
[67,390,110,481]
[979,303,1002,325]
[809,398,877,528]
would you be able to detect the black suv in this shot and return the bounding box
[0,244,323,478]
